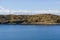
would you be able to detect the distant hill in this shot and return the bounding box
[0,14,60,24]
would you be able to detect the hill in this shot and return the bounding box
[0,14,60,24]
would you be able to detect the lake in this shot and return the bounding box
[0,25,60,40]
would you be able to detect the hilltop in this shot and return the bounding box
[0,14,60,24]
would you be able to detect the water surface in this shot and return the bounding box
[0,25,60,40]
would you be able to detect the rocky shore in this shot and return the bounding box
[0,14,60,24]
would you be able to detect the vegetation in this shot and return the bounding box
[0,14,60,24]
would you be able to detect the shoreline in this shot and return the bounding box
[0,23,60,25]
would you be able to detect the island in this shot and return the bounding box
[0,14,60,24]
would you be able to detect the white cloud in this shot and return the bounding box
[0,6,5,10]
[0,6,9,12]
[0,6,60,15]
[35,10,60,13]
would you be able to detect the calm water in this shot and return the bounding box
[0,25,60,40]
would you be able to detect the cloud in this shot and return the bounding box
[0,6,60,15]
[0,6,9,12]
[34,10,60,13]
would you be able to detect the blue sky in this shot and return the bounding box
[0,0,60,10]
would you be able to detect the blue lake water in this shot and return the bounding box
[0,25,60,40]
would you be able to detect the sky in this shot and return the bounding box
[0,0,60,15]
